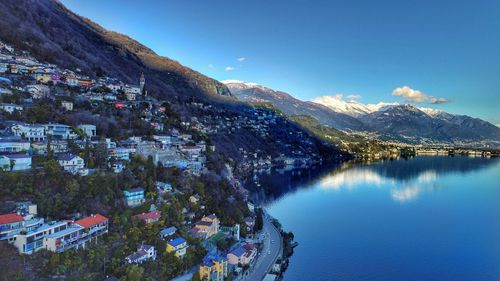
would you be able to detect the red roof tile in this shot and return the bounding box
[243,243,257,252]
[134,211,161,221]
[75,214,108,228]
[0,213,23,225]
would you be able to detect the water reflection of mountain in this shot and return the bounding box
[247,164,342,205]
[248,156,500,205]
[368,156,499,182]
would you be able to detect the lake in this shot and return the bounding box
[252,156,500,281]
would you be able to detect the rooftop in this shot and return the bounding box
[0,213,23,224]
[0,153,31,159]
[202,253,227,266]
[195,221,213,227]
[168,237,187,247]
[160,226,177,236]
[45,225,83,239]
[126,249,148,262]
[204,214,217,220]
[134,211,161,221]
[230,246,246,257]
[125,187,144,193]
[28,221,67,235]
[75,214,107,228]
[57,153,79,161]
[139,244,155,251]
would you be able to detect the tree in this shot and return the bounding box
[9,159,15,171]
[94,140,109,169]
[125,265,144,281]
[254,208,263,232]
[190,270,201,281]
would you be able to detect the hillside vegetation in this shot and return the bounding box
[289,115,398,158]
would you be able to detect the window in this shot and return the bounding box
[27,235,34,243]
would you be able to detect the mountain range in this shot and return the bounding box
[224,81,500,146]
[0,0,497,149]
[0,0,232,102]
[222,80,366,130]
[0,0,343,166]
[311,95,399,117]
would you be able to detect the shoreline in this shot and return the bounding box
[265,213,296,281]
[242,153,500,280]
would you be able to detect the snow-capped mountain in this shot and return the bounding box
[223,80,500,146]
[221,80,268,91]
[312,95,399,117]
[418,107,443,117]
[223,80,367,130]
[360,104,500,143]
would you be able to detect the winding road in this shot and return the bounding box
[239,213,282,281]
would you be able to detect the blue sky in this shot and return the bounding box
[61,0,500,124]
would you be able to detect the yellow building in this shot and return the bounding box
[190,214,220,240]
[199,254,228,281]
[166,237,188,258]
[35,74,53,84]
[189,194,200,204]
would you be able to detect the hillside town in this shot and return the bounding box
[0,41,290,281]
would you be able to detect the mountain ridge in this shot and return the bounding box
[223,80,367,130]
[0,0,345,171]
[0,0,232,102]
[312,95,399,117]
[223,81,500,147]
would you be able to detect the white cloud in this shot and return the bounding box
[325,94,343,100]
[224,66,235,71]
[428,96,450,104]
[392,86,427,102]
[347,94,361,100]
[237,57,246,62]
[318,168,390,191]
[391,185,421,203]
[312,94,400,117]
[392,86,450,104]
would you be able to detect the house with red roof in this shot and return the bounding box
[0,202,44,242]
[133,211,161,224]
[43,214,108,253]
[74,213,108,229]
[227,243,257,266]
[0,213,24,240]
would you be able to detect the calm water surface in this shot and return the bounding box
[255,156,500,281]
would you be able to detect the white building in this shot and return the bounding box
[125,92,136,101]
[110,147,131,161]
[153,135,171,144]
[0,138,30,153]
[12,220,68,254]
[106,84,121,92]
[44,123,77,139]
[57,154,86,175]
[0,154,32,171]
[11,214,108,254]
[25,84,49,99]
[125,244,157,264]
[10,123,46,142]
[43,214,108,253]
[65,76,79,87]
[0,87,12,95]
[61,101,73,111]
[0,103,23,114]
[77,124,97,138]
[124,86,141,95]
